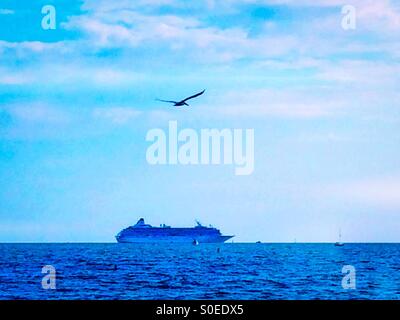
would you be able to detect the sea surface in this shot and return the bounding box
[0,243,399,300]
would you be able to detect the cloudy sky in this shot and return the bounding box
[0,0,399,242]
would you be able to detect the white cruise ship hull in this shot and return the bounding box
[116,235,233,243]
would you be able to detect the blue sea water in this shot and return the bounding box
[0,243,399,300]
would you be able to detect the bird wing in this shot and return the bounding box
[181,90,205,103]
[156,99,177,104]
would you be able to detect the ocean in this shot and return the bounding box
[0,243,399,300]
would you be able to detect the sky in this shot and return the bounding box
[0,0,399,242]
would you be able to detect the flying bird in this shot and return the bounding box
[156,89,205,106]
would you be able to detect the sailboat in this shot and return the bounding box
[334,229,344,246]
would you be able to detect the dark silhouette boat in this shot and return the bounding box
[334,229,344,246]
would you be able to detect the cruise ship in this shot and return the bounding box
[116,218,234,243]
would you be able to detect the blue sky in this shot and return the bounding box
[0,0,399,242]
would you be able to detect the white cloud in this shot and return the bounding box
[81,0,180,11]
[2,1,398,68]
[1,0,398,120]
[208,88,347,119]
[315,60,400,86]
[216,102,337,119]
[0,63,141,86]
[0,41,72,61]
[92,107,142,124]
[62,12,200,48]
[357,0,400,31]
[0,9,14,15]
[293,132,353,143]
[319,175,400,210]
[0,69,31,85]
[0,40,66,52]
[91,68,141,85]
[63,8,300,61]
[3,104,71,125]
[59,0,400,67]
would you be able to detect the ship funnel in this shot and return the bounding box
[195,220,203,227]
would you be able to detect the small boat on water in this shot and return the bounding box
[334,229,344,246]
